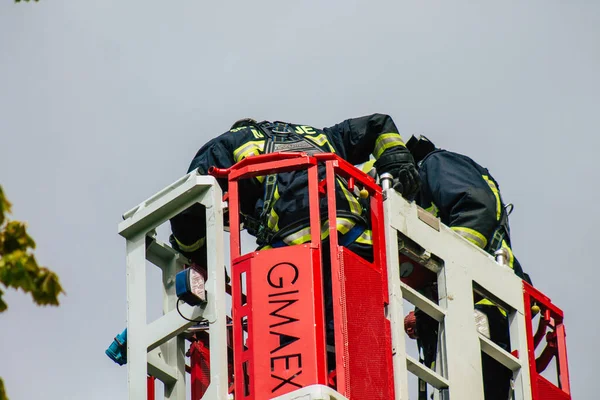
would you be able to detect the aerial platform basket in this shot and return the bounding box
[118,152,571,400]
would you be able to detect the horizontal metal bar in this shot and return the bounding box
[401,282,446,322]
[147,349,177,385]
[123,170,199,220]
[406,354,449,390]
[119,175,218,239]
[146,303,206,352]
[229,157,315,180]
[146,238,187,268]
[478,333,522,371]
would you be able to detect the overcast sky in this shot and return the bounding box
[1,1,598,399]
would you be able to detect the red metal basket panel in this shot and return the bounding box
[523,282,571,400]
[338,247,394,400]
[232,245,327,400]
[537,376,571,400]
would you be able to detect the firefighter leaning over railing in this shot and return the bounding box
[365,134,533,400]
[168,113,420,372]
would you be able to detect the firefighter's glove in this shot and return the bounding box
[374,148,420,199]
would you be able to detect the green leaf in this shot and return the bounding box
[0,376,7,400]
[0,251,37,292]
[31,267,64,306]
[0,287,7,313]
[0,183,59,400]
[1,221,36,254]
[0,186,11,228]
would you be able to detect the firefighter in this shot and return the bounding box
[169,114,420,370]
[367,134,529,400]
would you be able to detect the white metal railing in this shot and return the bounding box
[382,185,533,400]
[118,170,228,400]
[118,168,535,400]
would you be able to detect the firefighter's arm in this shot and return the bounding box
[324,113,420,198]
[169,135,236,264]
[422,152,498,249]
[324,113,406,164]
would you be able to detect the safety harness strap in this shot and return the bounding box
[253,121,328,244]
[486,203,512,254]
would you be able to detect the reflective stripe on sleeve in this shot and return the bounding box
[451,226,487,249]
[174,236,205,252]
[233,140,264,163]
[373,133,405,159]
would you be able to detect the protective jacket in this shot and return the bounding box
[170,114,409,254]
[394,147,525,400]
[416,149,525,278]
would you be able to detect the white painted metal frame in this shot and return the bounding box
[383,188,533,400]
[118,170,229,400]
[271,385,349,400]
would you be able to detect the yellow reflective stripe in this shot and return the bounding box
[338,178,362,216]
[267,208,279,231]
[306,134,327,146]
[501,240,515,269]
[425,202,439,217]
[267,186,280,230]
[361,159,376,174]
[373,133,405,159]
[174,236,205,252]
[251,128,264,139]
[283,226,312,246]
[482,175,501,221]
[476,299,508,317]
[355,229,373,245]
[256,175,265,183]
[336,217,355,235]
[451,226,487,249]
[281,218,357,246]
[261,244,273,250]
[304,134,336,153]
[233,140,264,163]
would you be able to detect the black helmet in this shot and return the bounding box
[406,135,436,164]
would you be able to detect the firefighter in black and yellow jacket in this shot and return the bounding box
[169,114,420,369]
[365,135,529,400]
[411,135,529,400]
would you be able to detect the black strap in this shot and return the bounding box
[253,123,278,243]
[487,204,511,254]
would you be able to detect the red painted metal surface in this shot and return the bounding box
[523,282,571,400]
[189,336,211,399]
[232,246,327,399]
[214,152,394,400]
[147,376,155,400]
[338,247,395,399]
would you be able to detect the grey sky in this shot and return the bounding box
[1,1,598,399]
